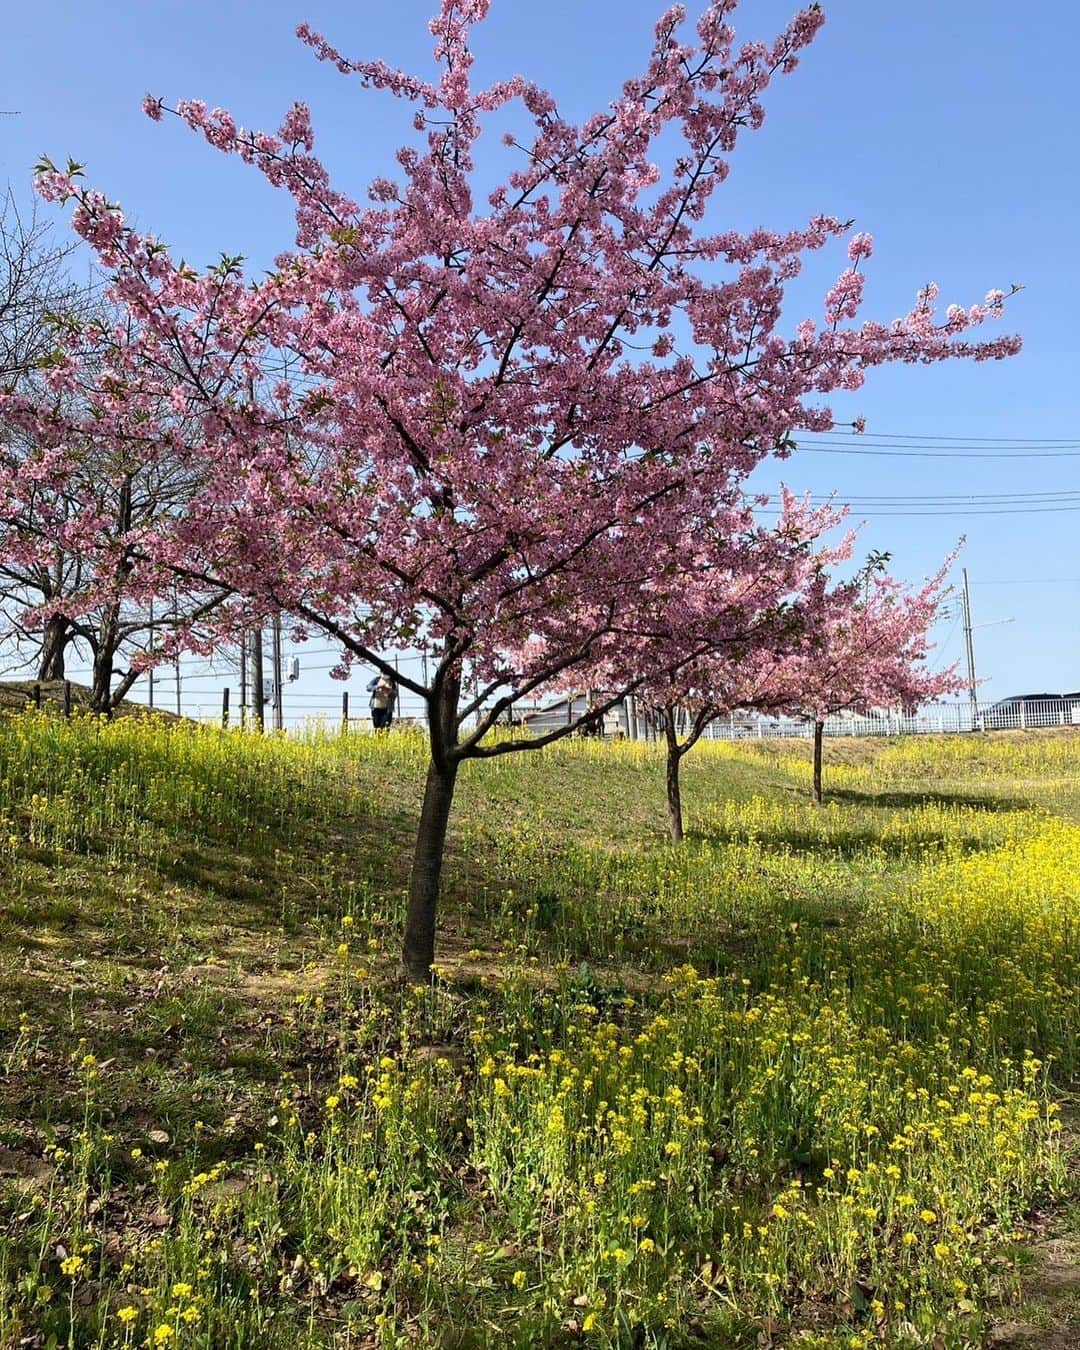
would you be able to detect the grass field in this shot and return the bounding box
[0,715,1077,1348]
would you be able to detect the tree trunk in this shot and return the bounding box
[90,647,115,715]
[37,615,68,682]
[87,601,126,715]
[812,719,824,805]
[402,754,459,982]
[663,707,684,843]
[401,673,461,983]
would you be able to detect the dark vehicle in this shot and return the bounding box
[979,693,1080,730]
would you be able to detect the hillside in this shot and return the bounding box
[0,715,1077,1348]
[0,679,182,721]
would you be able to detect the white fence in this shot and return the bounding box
[183,691,1080,741]
[700,698,1080,741]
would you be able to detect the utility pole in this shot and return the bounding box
[252,625,265,731]
[271,613,284,732]
[147,600,154,711]
[239,633,248,728]
[171,590,182,717]
[962,567,978,730]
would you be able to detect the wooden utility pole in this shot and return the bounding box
[271,612,284,732]
[252,626,265,731]
[172,591,182,717]
[239,633,248,728]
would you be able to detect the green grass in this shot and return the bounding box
[0,715,1077,1348]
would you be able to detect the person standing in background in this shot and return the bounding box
[367,673,396,730]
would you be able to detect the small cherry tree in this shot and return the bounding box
[726,557,964,802]
[3,1,1017,977]
[637,493,852,840]
[562,490,852,841]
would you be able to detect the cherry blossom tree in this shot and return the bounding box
[0,190,93,680]
[556,490,852,841]
[0,341,226,712]
[0,198,224,706]
[635,492,852,840]
[1,1,1018,978]
[724,556,964,803]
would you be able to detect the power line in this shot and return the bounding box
[798,428,1080,458]
[807,430,1080,444]
[805,491,1080,504]
[928,611,962,675]
[756,503,1080,517]
[799,445,1080,460]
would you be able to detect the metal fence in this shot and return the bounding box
[182,690,1080,741]
[701,698,1080,741]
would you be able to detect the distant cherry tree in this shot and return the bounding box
[561,491,852,840]
[723,555,965,802]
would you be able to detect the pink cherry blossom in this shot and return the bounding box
[2,0,1019,977]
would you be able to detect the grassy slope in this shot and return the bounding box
[0,679,185,720]
[0,717,1077,1348]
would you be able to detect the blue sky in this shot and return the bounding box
[2,0,1077,718]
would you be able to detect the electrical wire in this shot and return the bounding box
[805,431,1080,444]
[927,612,961,675]
[798,491,1080,504]
[797,429,1080,459]
[755,503,1080,517]
[800,445,1080,459]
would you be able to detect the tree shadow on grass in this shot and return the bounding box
[0,796,420,958]
[688,821,1009,861]
[826,786,1034,813]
